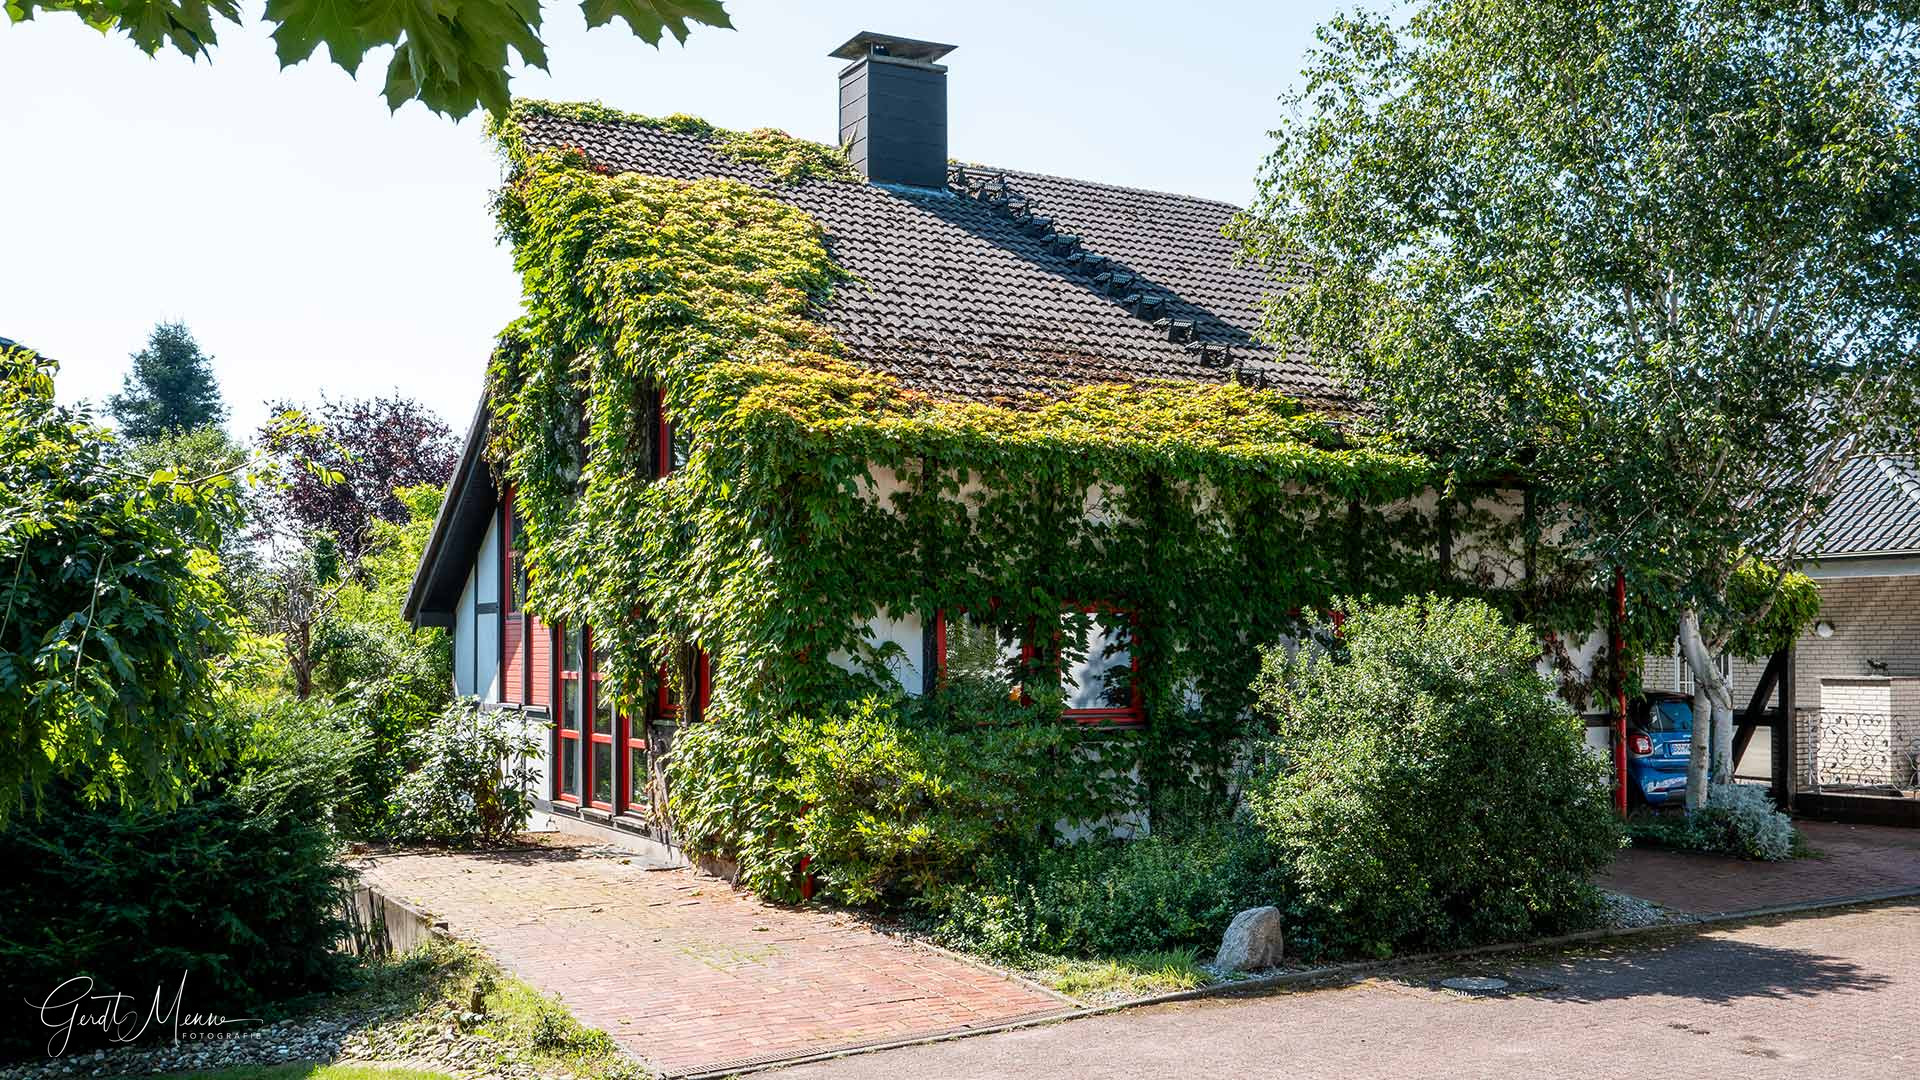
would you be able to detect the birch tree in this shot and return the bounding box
[1235,0,1920,809]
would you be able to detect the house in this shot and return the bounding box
[1635,449,1920,821]
[402,32,1602,863]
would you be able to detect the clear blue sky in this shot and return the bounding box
[1,1,1355,436]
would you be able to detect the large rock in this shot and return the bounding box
[1215,906,1285,972]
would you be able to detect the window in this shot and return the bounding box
[652,649,711,723]
[559,626,620,809]
[656,390,689,477]
[557,625,585,803]
[503,490,527,614]
[935,604,1144,726]
[935,608,1028,697]
[1056,606,1143,725]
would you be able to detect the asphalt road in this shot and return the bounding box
[769,901,1920,1080]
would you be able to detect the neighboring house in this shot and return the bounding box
[1640,450,1920,820]
[403,32,1604,853]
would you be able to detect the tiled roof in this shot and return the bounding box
[1806,453,1920,559]
[514,112,1342,408]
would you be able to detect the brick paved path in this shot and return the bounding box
[1602,820,1920,915]
[354,844,1071,1077]
[775,901,1920,1080]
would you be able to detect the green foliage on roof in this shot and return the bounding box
[495,99,861,184]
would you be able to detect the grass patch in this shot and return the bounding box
[140,939,645,1080]
[151,1060,455,1068]
[1027,947,1212,1001]
[350,939,643,1080]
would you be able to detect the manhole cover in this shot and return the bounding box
[1440,975,1510,992]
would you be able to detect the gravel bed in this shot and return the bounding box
[1600,888,1680,929]
[0,999,574,1080]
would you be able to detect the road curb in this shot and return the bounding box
[684,887,1920,1079]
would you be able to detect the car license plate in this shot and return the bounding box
[1652,777,1687,791]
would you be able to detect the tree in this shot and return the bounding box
[0,337,243,822]
[259,394,459,570]
[4,0,733,118]
[108,320,227,440]
[251,394,457,696]
[1236,0,1920,810]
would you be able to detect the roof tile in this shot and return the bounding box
[515,113,1340,408]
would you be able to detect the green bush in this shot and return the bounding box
[1628,784,1801,862]
[0,710,357,1056]
[668,690,1139,904]
[1247,596,1621,956]
[386,701,541,847]
[924,821,1287,962]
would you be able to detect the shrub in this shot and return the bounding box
[386,701,541,847]
[668,690,1139,904]
[0,715,357,1056]
[1628,784,1799,862]
[924,821,1287,962]
[1247,596,1621,956]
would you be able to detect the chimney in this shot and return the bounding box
[830,31,957,189]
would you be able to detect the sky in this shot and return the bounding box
[1,0,1353,437]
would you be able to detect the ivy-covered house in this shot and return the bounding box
[402,33,1565,883]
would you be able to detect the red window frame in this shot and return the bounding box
[557,624,621,809]
[555,623,585,805]
[656,389,683,478]
[1055,603,1145,727]
[934,604,1144,727]
[653,650,711,723]
[621,706,648,813]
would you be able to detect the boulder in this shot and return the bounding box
[1214,906,1285,972]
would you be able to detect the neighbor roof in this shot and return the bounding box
[513,111,1342,409]
[1805,452,1920,559]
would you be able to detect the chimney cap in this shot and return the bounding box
[829,31,957,65]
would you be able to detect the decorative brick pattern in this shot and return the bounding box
[354,843,1070,1077]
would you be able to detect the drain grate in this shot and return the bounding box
[1439,975,1511,993]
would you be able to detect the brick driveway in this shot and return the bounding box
[353,843,1070,1077]
[774,900,1920,1079]
[1602,820,1920,915]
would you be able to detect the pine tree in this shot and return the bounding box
[108,321,227,440]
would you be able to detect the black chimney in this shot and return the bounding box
[830,31,957,189]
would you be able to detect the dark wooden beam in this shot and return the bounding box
[1732,647,1786,767]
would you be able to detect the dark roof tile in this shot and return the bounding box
[515,112,1340,408]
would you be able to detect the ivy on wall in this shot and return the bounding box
[476,105,1784,897]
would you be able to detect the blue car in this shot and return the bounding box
[1627,693,1696,806]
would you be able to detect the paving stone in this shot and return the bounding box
[355,846,1069,1077]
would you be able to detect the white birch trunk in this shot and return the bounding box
[1677,609,1735,809]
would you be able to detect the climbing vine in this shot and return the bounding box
[477,110,1724,899]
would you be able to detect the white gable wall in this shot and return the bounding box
[452,514,503,700]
